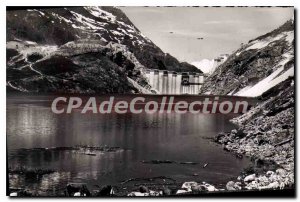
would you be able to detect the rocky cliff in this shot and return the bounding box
[6,7,200,93]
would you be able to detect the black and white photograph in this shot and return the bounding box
[5,4,295,198]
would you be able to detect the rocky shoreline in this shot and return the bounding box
[215,78,294,192]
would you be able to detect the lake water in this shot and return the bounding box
[7,95,252,196]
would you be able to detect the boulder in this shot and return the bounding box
[234,182,242,190]
[149,190,160,196]
[276,168,287,177]
[97,185,114,196]
[191,184,206,193]
[226,181,236,191]
[264,181,280,190]
[74,192,82,196]
[176,189,191,195]
[246,180,259,190]
[181,181,198,191]
[266,171,275,176]
[203,183,218,192]
[244,174,256,182]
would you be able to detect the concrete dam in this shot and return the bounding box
[145,69,205,95]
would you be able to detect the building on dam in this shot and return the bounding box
[145,69,206,95]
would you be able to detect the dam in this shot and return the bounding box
[145,69,205,94]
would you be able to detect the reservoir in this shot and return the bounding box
[7,94,252,196]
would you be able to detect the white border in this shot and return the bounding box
[0,0,297,201]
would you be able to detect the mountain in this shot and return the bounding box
[201,20,294,97]
[208,20,294,190]
[6,7,200,93]
[191,59,215,74]
[191,54,229,75]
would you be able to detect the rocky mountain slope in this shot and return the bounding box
[216,76,294,191]
[201,20,294,97]
[204,19,295,191]
[6,7,200,93]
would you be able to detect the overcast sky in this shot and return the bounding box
[120,7,294,63]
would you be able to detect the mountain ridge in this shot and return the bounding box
[6,6,200,93]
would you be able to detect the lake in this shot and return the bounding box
[7,94,252,196]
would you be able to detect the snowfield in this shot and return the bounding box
[246,31,293,51]
[235,52,294,97]
[191,59,215,74]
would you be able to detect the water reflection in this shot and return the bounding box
[7,96,251,195]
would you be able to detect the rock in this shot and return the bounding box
[265,181,280,190]
[266,171,274,176]
[181,181,198,191]
[264,150,274,157]
[66,183,90,196]
[279,182,286,189]
[257,176,269,186]
[162,187,171,196]
[191,185,199,192]
[269,174,280,182]
[191,184,206,193]
[215,133,225,142]
[139,186,149,193]
[74,192,82,196]
[203,183,218,192]
[149,190,160,196]
[245,180,259,190]
[128,192,146,196]
[9,192,18,196]
[226,181,236,191]
[234,182,242,190]
[128,189,160,197]
[97,185,114,196]
[176,189,191,195]
[244,174,256,182]
[276,168,287,177]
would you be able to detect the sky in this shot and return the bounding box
[120,7,294,63]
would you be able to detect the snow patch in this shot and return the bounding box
[70,11,106,30]
[52,12,73,23]
[85,6,116,22]
[111,30,123,36]
[235,53,294,97]
[191,59,215,74]
[246,31,294,51]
